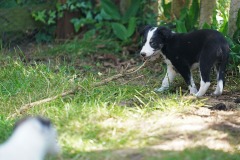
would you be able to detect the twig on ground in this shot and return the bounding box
[8,60,149,119]
[121,75,144,85]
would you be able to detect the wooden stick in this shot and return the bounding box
[8,61,148,119]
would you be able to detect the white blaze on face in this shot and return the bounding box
[140,27,157,57]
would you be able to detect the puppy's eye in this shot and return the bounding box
[150,42,156,46]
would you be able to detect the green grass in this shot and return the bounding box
[0,39,240,160]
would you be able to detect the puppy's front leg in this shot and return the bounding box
[188,74,198,94]
[155,65,176,92]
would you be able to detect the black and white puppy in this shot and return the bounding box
[140,26,229,97]
[0,117,60,160]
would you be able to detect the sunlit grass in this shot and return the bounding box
[0,41,240,160]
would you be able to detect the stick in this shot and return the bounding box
[8,61,148,119]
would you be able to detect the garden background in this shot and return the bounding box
[0,0,240,159]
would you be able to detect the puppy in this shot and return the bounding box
[0,116,60,160]
[140,26,229,97]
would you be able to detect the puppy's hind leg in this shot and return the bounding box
[155,65,176,92]
[188,74,198,94]
[195,55,214,97]
[213,57,229,96]
[195,79,211,97]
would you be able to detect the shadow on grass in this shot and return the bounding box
[62,146,240,160]
[58,110,240,160]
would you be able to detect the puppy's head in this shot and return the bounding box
[140,26,172,58]
[13,116,60,155]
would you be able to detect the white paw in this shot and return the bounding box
[212,90,222,96]
[194,93,200,97]
[154,87,168,92]
[194,92,204,97]
[189,88,198,95]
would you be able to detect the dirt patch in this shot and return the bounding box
[204,93,240,111]
[95,107,240,160]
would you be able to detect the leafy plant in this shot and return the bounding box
[30,0,158,44]
[32,10,56,25]
[31,10,57,43]
[228,9,240,70]
[68,0,143,43]
[98,0,140,42]
[63,1,95,32]
[175,0,200,33]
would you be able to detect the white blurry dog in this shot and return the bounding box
[0,117,60,160]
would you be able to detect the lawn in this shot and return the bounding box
[0,38,240,160]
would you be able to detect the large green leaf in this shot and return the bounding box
[126,17,136,37]
[111,23,128,40]
[100,0,120,20]
[201,22,211,29]
[179,7,188,21]
[176,20,187,33]
[187,0,199,29]
[236,9,240,29]
[161,0,171,19]
[219,21,228,36]
[122,0,141,23]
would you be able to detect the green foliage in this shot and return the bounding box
[98,0,140,42]
[176,20,187,33]
[186,0,200,30]
[122,0,141,23]
[0,0,48,8]
[32,10,56,25]
[67,0,148,43]
[175,0,200,32]
[31,9,56,43]
[100,0,121,20]
[110,17,136,41]
[160,0,171,19]
[60,1,94,32]
[229,9,240,70]
[30,0,156,44]
[237,9,240,29]
[160,0,199,33]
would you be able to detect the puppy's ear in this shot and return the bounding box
[139,25,152,36]
[157,27,172,40]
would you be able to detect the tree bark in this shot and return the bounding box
[55,0,80,39]
[228,0,240,38]
[199,0,216,28]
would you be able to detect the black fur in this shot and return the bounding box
[14,116,51,130]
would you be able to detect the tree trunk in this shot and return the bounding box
[228,0,240,38]
[199,0,216,28]
[171,0,191,19]
[55,0,80,39]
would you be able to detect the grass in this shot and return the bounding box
[0,38,240,160]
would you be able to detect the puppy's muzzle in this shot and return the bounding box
[140,52,147,57]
